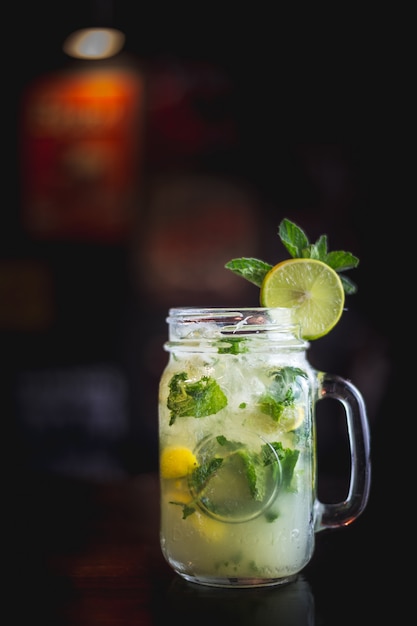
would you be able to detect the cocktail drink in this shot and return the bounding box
[159,307,369,587]
[158,220,371,588]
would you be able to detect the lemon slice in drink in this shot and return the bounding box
[260,258,345,340]
[160,446,198,479]
[279,405,305,432]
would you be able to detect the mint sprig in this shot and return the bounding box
[225,218,359,296]
[167,372,228,425]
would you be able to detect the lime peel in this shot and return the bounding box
[260,258,345,340]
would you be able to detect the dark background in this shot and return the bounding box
[6,2,386,486]
[7,0,394,591]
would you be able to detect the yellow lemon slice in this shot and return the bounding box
[190,509,225,541]
[279,405,305,432]
[165,485,225,541]
[160,446,198,479]
[260,258,345,340]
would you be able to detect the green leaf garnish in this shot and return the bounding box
[278,218,309,257]
[225,217,359,296]
[224,258,273,288]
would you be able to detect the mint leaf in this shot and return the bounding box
[263,441,300,490]
[217,337,249,354]
[340,274,358,295]
[324,250,359,272]
[169,501,197,519]
[259,367,306,422]
[224,258,272,288]
[190,457,224,494]
[216,435,243,451]
[315,234,328,258]
[303,244,321,259]
[234,449,269,501]
[278,218,309,257]
[167,373,228,425]
[171,457,224,519]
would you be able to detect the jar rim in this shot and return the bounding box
[168,307,294,324]
[168,306,293,315]
[166,307,306,344]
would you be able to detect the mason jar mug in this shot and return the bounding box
[158,308,371,588]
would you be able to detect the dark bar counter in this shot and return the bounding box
[10,465,398,626]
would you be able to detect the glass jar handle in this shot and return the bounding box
[314,373,371,532]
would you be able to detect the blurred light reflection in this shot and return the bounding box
[63,28,125,60]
